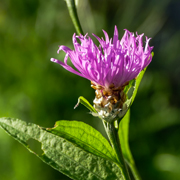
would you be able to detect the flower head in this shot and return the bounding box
[51,26,153,121]
[51,25,153,89]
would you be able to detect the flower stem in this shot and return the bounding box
[65,0,84,35]
[104,121,131,180]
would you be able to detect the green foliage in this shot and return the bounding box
[119,111,141,180]
[0,0,179,179]
[118,68,147,180]
[119,110,132,165]
[75,96,97,113]
[0,117,125,180]
[48,120,117,162]
[131,68,146,105]
[73,67,148,180]
[65,0,84,35]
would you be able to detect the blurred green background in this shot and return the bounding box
[0,0,180,179]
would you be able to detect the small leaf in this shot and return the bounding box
[131,68,146,105]
[123,79,135,99]
[74,96,97,113]
[48,120,117,162]
[151,51,154,58]
[0,118,125,180]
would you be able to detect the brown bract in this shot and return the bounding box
[91,81,128,113]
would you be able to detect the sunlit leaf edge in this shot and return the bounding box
[47,120,117,163]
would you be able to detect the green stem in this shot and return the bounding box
[128,162,141,180]
[65,0,84,35]
[104,121,131,180]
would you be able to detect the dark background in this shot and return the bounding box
[0,0,180,179]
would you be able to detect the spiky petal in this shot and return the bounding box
[51,26,153,89]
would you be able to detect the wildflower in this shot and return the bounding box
[51,26,153,121]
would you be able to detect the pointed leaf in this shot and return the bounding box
[48,120,117,162]
[74,96,97,113]
[0,118,125,180]
[130,51,154,105]
[131,68,146,105]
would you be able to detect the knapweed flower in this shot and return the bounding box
[51,26,153,122]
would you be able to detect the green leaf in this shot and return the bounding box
[130,68,146,105]
[48,120,117,162]
[119,111,141,180]
[0,117,125,180]
[118,66,149,180]
[74,96,97,113]
[123,79,136,99]
[130,51,154,105]
[119,110,133,164]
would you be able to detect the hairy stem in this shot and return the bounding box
[65,0,84,35]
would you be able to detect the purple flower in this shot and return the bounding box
[51,26,153,89]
